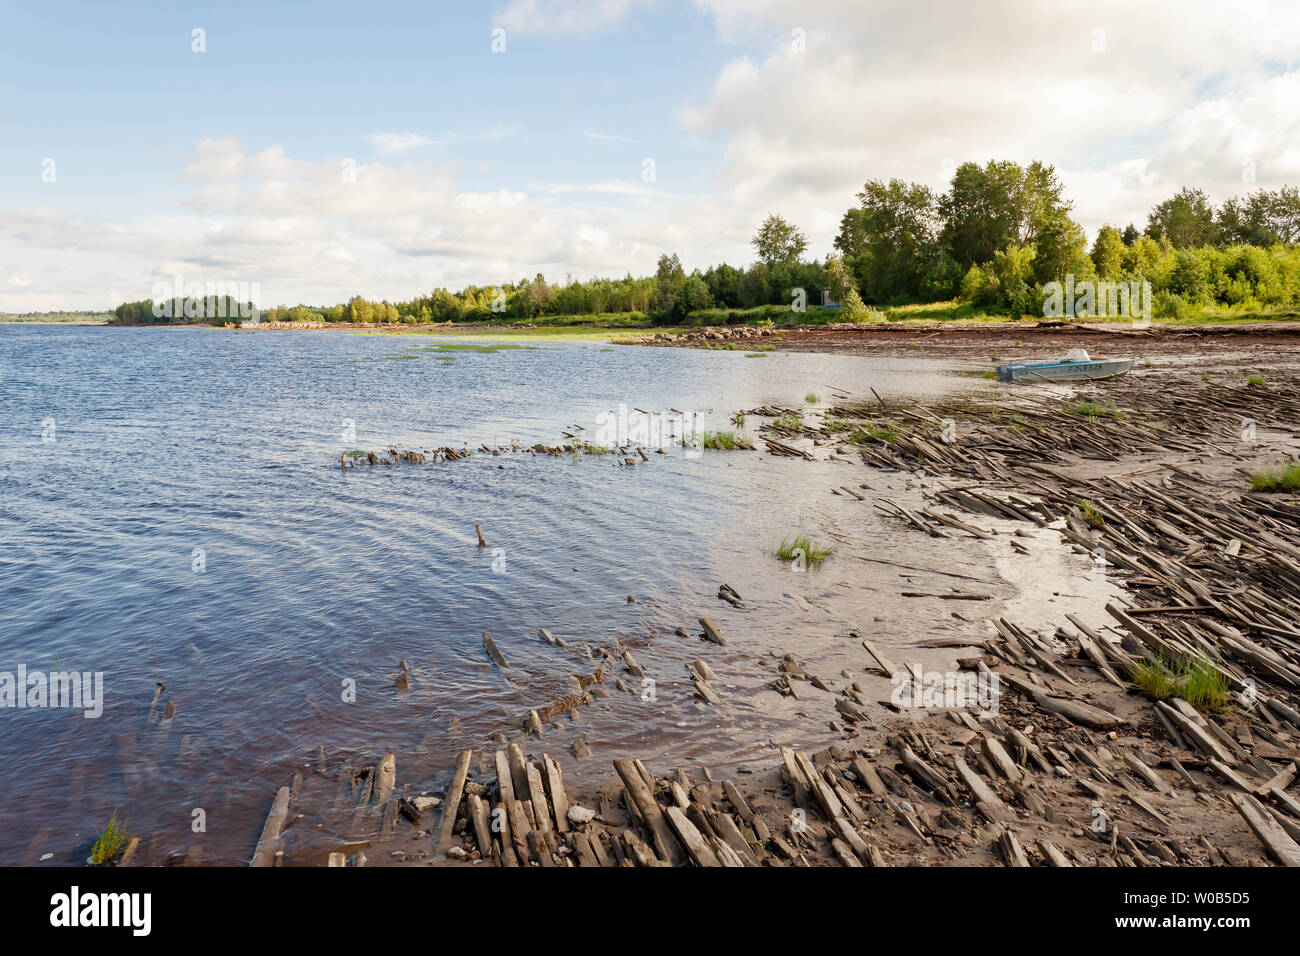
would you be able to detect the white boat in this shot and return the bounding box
[996,348,1133,384]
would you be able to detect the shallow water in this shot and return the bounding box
[0,326,1113,864]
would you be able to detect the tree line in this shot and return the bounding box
[836,164,1300,317]
[110,165,1300,326]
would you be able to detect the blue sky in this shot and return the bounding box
[3,0,1299,311]
[0,2,724,217]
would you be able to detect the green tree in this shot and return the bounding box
[347,295,374,323]
[1217,187,1300,245]
[939,160,1027,269]
[1030,210,1087,286]
[751,214,808,267]
[939,160,1080,280]
[679,274,712,314]
[835,179,940,302]
[520,273,552,317]
[1147,188,1218,247]
[702,263,743,308]
[1090,225,1126,280]
[825,254,872,321]
[651,253,687,321]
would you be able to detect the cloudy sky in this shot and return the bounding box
[3,0,1299,312]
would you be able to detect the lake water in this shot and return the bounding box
[0,325,1097,864]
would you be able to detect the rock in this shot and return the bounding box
[446,846,468,859]
[567,805,596,825]
[413,795,442,812]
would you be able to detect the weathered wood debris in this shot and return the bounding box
[224,370,1299,868]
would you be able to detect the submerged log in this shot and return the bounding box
[698,618,728,646]
[482,632,510,669]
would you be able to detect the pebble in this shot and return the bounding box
[567,805,596,825]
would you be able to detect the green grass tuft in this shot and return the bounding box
[1247,374,1266,387]
[775,534,833,565]
[847,422,899,443]
[804,392,820,404]
[1131,654,1229,712]
[1078,499,1106,528]
[1065,399,1127,421]
[1250,462,1300,492]
[771,410,804,430]
[701,430,754,450]
[90,812,129,865]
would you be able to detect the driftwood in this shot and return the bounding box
[249,786,291,867]
[482,632,510,669]
[434,749,473,855]
[613,759,685,866]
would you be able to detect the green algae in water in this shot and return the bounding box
[409,342,547,354]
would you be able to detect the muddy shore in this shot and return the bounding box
[216,333,1300,869]
[639,319,1300,362]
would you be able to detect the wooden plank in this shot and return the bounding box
[373,753,396,807]
[722,780,755,822]
[664,806,721,867]
[1124,752,1174,795]
[850,755,887,796]
[434,749,473,854]
[525,759,553,834]
[249,786,291,867]
[542,753,570,833]
[613,759,685,866]
[953,757,1015,824]
[1158,702,1237,764]
[507,742,531,799]
[861,639,901,678]
[981,737,1024,784]
[466,793,493,858]
[1256,761,1297,799]
[1230,793,1300,866]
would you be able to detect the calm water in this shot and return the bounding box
[0,325,1040,864]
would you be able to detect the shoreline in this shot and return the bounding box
[223,359,1300,868]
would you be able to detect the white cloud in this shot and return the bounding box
[0,138,730,309]
[543,179,666,197]
[6,0,1300,312]
[682,0,1300,241]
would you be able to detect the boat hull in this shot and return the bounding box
[997,358,1133,383]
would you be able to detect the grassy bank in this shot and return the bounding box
[0,311,112,324]
[395,300,1300,333]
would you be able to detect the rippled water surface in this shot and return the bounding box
[1,325,1059,864]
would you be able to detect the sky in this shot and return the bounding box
[2,0,1300,312]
